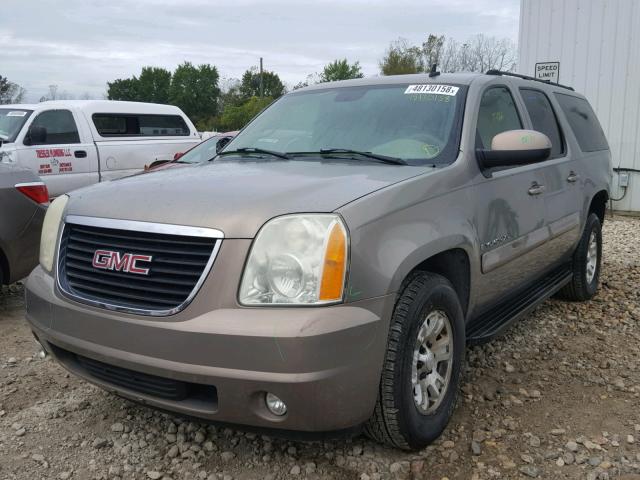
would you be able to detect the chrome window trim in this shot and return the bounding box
[56,215,224,317]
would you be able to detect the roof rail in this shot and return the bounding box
[485,69,575,91]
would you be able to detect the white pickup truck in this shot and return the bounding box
[0,100,200,197]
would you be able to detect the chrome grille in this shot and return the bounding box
[57,216,223,315]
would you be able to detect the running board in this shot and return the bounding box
[466,265,572,345]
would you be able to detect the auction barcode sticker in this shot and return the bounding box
[7,111,27,117]
[404,84,459,96]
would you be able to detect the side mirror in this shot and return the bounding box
[25,125,47,145]
[476,130,551,173]
[216,136,232,154]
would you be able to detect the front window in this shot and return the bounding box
[0,109,32,143]
[29,109,80,145]
[226,83,466,165]
[476,87,523,149]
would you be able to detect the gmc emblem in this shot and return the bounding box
[92,250,153,275]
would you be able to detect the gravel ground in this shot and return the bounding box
[1,215,639,480]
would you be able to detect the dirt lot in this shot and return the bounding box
[1,216,640,480]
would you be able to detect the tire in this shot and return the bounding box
[557,213,602,301]
[364,272,465,450]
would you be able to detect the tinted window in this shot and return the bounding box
[29,110,80,145]
[227,84,466,165]
[476,87,523,149]
[520,89,564,158]
[93,114,190,137]
[555,94,608,152]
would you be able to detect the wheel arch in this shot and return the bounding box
[393,245,472,318]
[588,189,609,224]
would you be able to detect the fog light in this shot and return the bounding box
[265,392,287,416]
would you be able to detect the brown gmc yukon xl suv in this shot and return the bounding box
[26,71,611,449]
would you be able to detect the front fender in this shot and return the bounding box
[337,173,481,313]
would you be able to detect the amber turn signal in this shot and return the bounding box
[319,221,347,301]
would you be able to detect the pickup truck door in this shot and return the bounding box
[17,108,98,197]
[519,88,581,264]
[472,85,550,310]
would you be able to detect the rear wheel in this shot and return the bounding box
[364,272,465,450]
[558,213,602,301]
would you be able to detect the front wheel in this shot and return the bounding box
[364,272,465,450]
[557,213,602,301]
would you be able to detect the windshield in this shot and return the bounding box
[177,136,220,164]
[225,83,466,165]
[0,109,33,143]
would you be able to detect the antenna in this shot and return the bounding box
[429,64,440,78]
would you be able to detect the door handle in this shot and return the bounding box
[74,150,87,158]
[528,183,546,196]
[566,171,579,183]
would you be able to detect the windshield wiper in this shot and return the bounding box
[215,147,290,160]
[290,149,407,165]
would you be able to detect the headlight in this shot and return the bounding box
[239,214,348,305]
[39,195,68,272]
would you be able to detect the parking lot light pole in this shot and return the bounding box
[259,57,264,98]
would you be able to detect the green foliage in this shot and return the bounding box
[0,75,25,104]
[218,83,244,111]
[422,34,445,70]
[107,64,219,126]
[137,67,172,104]
[319,59,364,82]
[239,68,285,100]
[379,41,424,75]
[169,62,220,123]
[107,77,140,101]
[219,96,272,131]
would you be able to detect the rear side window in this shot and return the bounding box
[29,110,80,145]
[520,89,564,158]
[554,94,608,152]
[92,114,190,137]
[476,87,523,149]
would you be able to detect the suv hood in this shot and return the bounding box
[66,160,427,238]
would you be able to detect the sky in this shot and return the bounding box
[0,0,520,103]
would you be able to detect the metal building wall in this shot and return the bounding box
[518,0,640,212]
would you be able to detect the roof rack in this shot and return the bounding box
[485,69,575,91]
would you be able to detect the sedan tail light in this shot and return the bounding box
[15,182,50,205]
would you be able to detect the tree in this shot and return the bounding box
[0,75,26,104]
[319,59,364,83]
[137,67,171,104]
[379,34,517,76]
[107,67,171,103]
[107,77,140,101]
[422,34,445,70]
[219,96,272,131]
[379,40,424,75]
[292,73,320,90]
[218,77,244,111]
[239,68,285,100]
[169,62,220,125]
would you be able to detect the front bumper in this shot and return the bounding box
[25,266,393,432]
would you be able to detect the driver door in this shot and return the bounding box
[18,109,98,197]
[472,85,550,310]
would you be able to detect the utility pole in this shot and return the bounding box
[259,57,264,98]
